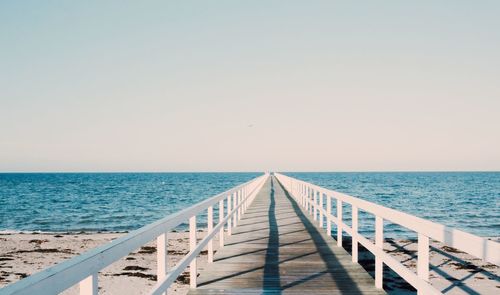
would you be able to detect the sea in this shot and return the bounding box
[0,172,498,239]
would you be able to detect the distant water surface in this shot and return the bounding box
[0,173,259,232]
[286,172,499,238]
[0,172,498,238]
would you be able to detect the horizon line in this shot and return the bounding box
[0,170,499,174]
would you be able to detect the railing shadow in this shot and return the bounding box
[275,178,368,294]
[262,177,281,292]
[198,176,383,294]
[342,237,416,294]
[357,237,500,294]
[218,238,311,261]
[225,228,307,246]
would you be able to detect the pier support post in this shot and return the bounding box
[189,216,197,288]
[303,185,306,208]
[305,187,309,211]
[79,273,97,295]
[418,233,430,294]
[352,205,358,263]
[337,199,343,247]
[313,190,318,221]
[227,195,232,236]
[306,187,311,214]
[326,195,332,236]
[319,192,324,228]
[301,184,305,207]
[157,232,168,295]
[375,216,383,289]
[238,190,242,220]
[309,187,312,214]
[207,206,213,263]
[219,200,224,247]
[233,193,237,227]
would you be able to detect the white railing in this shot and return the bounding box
[0,173,269,295]
[274,173,499,295]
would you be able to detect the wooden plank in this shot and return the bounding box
[189,176,386,295]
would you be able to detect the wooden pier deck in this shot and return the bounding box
[190,176,386,295]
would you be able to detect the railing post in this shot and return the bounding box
[337,199,342,247]
[375,216,383,289]
[238,190,242,220]
[352,205,358,263]
[326,195,332,236]
[304,187,308,212]
[242,190,245,215]
[319,192,324,228]
[306,186,309,210]
[79,273,97,295]
[207,206,214,263]
[227,195,232,236]
[418,233,430,294]
[302,184,307,209]
[301,184,304,207]
[157,232,168,295]
[305,187,309,211]
[313,190,318,221]
[189,216,197,288]
[233,192,237,227]
[219,200,224,248]
[242,189,246,213]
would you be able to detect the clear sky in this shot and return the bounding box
[1,1,499,172]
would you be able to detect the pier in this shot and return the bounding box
[1,173,498,295]
[190,176,385,294]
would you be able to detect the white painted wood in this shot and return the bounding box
[418,233,430,295]
[151,175,269,295]
[308,187,311,213]
[276,173,500,266]
[319,192,324,228]
[309,188,313,214]
[227,195,232,236]
[302,184,305,207]
[375,216,383,289]
[1,174,269,295]
[304,185,307,208]
[355,233,441,295]
[326,195,332,236]
[337,199,342,247]
[233,193,237,227]
[238,190,242,220]
[207,206,213,263]
[189,216,197,288]
[218,200,224,248]
[352,205,358,263]
[313,190,318,221]
[79,273,97,295]
[150,206,238,295]
[156,233,168,295]
[305,187,309,211]
[276,173,449,294]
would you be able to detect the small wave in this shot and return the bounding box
[0,229,22,234]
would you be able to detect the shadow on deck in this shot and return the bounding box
[189,176,386,294]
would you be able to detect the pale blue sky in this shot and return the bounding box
[1,1,499,172]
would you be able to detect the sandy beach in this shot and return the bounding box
[0,232,498,294]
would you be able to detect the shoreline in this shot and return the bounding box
[1,232,498,294]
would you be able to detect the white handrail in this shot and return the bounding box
[274,173,499,295]
[0,173,269,295]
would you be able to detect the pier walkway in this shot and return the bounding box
[190,176,385,294]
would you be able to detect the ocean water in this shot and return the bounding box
[0,172,498,238]
[0,173,259,232]
[286,172,500,238]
